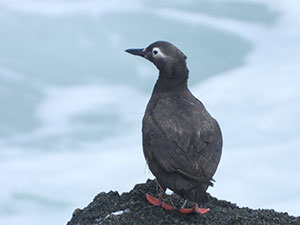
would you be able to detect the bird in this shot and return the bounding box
[125,41,222,214]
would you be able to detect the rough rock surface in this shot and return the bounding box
[67,179,300,225]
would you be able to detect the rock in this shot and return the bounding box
[67,179,300,225]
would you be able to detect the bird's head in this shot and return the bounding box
[125,41,187,77]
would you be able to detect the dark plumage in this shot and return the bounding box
[126,41,222,205]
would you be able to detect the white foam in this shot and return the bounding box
[38,83,146,124]
[0,0,142,15]
[155,7,266,43]
[0,65,25,81]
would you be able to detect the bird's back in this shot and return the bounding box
[142,91,222,202]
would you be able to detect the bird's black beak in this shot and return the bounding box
[125,48,145,57]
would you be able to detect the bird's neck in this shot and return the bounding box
[153,66,189,95]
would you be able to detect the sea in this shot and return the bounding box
[0,0,299,224]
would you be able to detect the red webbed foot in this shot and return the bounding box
[145,194,175,211]
[179,204,210,214]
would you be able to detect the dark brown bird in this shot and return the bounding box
[125,41,222,214]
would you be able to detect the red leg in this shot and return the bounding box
[145,186,175,211]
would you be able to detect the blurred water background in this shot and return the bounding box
[0,0,299,224]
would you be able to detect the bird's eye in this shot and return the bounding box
[152,47,165,58]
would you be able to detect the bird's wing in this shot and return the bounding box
[143,97,222,184]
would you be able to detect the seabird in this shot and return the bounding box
[125,41,222,214]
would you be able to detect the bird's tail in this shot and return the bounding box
[184,182,209,203]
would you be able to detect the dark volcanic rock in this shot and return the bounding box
[67,179,300,225]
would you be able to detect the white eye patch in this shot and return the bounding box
[152,47,167,58]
